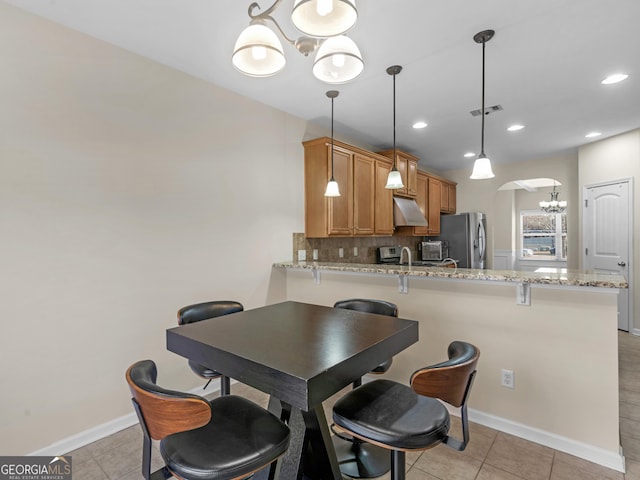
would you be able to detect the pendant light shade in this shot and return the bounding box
[385,169,404,189]
[313,35,364,84]
[470,153,494,180]
[291,0,358,37]
[325,90,341,197]
[385,65,404,190]
[470,29,496,180]
[232,23,286,77]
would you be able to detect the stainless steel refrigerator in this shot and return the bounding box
[436,212,486,269]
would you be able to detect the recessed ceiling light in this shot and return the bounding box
[412,121,428,129]
[507,124,525,132]
[601,73,629,85]
[464,152,475,158]
[585,131,602,138]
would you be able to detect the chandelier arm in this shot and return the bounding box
[248,0,282,20]
[248,0,296,45]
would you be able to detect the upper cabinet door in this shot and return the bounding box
[327,146,354,236]
[374,159,394,235]
[412,172,429,236]
[427,177,441,235]
[353,154,375,235]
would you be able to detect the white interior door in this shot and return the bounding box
[583,180,632,331]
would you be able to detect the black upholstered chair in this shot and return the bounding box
[331,298,398,478]
[126,360,290,480]
[332,341,480,480]
[177,300,243,395]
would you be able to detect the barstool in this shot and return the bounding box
[177,300,243,395]
[332,341,480,480]
[332,298,398,478]
[126,360,290,480]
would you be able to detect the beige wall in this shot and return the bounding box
[282,269,621,468]
[0,4,305,454]
[443,153,579,269]
[579,129,640,332]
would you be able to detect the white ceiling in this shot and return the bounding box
[5,0,640,173]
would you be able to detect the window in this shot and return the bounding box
[520,210,567,260]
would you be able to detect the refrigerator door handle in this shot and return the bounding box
[477,221,486,260]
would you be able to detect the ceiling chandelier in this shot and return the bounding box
[232,0,363,84]
[470,29,496,180]
[539,183,567,213]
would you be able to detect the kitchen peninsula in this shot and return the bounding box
[271,261,627,472]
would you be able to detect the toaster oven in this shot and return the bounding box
[420,241,444,261]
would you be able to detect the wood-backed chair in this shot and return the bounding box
[331,298,398,479]
[332,341,480,480]
[177,300,243,395]
[126,359,290,480]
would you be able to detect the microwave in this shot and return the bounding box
[420,241,444,261]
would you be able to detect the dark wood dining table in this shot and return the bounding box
[166,300,419,480]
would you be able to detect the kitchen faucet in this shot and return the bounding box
[400,246,412,267]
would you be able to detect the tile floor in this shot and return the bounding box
[68,331,640,480]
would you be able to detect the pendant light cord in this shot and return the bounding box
[480,38,486,156]
[331,95,335,181]
[392,71,397,168]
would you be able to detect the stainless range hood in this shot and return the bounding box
[393,197,428,227]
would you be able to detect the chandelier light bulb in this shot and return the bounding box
[316,0,334,16]
[292,0,357,37]
[332,53,345,68]
[252,45,267,60]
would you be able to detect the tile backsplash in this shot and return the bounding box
[292,233,424,264]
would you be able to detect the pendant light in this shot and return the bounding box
[324,90,341,197]
[470,30,496,180]
[385,65,404,189]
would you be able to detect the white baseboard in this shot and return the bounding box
[467,408,625,473]
[29,383,224,457]
[30,382,625,474]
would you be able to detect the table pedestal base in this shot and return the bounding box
[332,435,391,478]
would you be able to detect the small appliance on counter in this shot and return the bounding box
[377,245,448,267]
[420,241,445,262]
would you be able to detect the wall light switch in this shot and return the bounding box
[353,247,358,257]
[312,249,318,260]
[298,250,306,261]
[339,248,344,258]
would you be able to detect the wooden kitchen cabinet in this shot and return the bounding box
[304,137,393,238]
[440,180,457,214]
[374,159,394,235]
[412,172,429,236]
[427,176,441,236]
[353,153,375,235]
[376,149,418,198]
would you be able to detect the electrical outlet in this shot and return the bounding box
[353,247,358,257]
[312,249,318,260]
[339,248,344,258]
[501,369,515,389]
[298,250,307,261]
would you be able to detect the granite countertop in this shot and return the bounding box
[273,261,628,289]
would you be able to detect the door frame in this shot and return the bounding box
[582,177,635,333]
